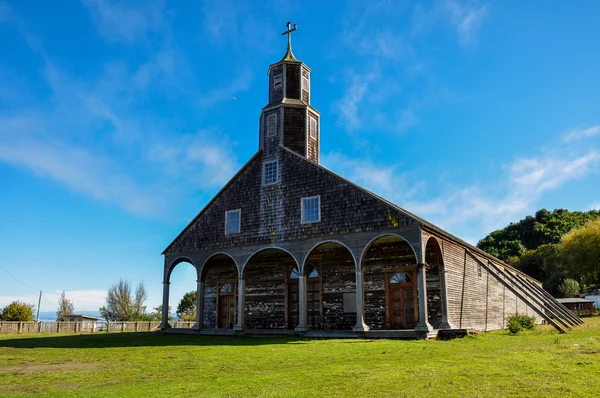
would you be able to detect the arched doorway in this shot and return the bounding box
[242,248,299,329]
[361,235,418,330]
[167,258,198,327]
[201,253,238,329]
[425,237,446,328]
[301,241,356,330]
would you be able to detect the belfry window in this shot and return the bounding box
[309,116,317,139]
[263,160,278,185]
[301,196,320,223]
[273,74,283,90]
[267,114,277,137]
[225,209,241,234]
[302,74,309,92]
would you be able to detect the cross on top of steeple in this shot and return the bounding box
[280,21,298,62]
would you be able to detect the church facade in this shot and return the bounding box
[160,26,579,338]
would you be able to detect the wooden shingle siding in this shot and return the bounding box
[321,247,356,330]
[166,150,417,254]
[263,110,280,154]
[283,107,306,156]
[244,261,287,329]
[270,65,283,103]
[285,64,301,100]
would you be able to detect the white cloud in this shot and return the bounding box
[441,0,489,46]
[335,73,374,131]
[82,0,165,44]
[588,202,600,211]
[322,151,421,203]
[0,134,165,216]
[563,125,600,142]
[323,139,600,241]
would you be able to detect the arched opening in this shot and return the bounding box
[301,241,356,330]
[242,248,298,329]
[361,235,418,330]
[167,258,198,327]
[201,253,238,329]
[425,237,445,328]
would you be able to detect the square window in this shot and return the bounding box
[263,161,278,185]
[274,74,282,89]
[301,196,320,223]
[267,114,277,137]
[309,116,317,139]
[225,209,241,234]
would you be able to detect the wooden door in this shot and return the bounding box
[387,270,417,329]
[306,278,321,328]
[217,282,235,329]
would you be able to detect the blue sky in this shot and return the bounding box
[1,1,599,313]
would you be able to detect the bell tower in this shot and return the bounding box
[259,22,320,164]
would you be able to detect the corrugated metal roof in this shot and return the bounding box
[556,298,594,303]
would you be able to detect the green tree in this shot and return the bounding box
[557,278,580,298]
[56,291,75,321]
[513,244,567,296]
[478,208,600,261]
[0,301,35,321]
[560,218,600,286]
[99,280,148,321]
[176,291,197,321]
[151,305,173,322]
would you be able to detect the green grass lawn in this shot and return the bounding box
[1,319,599,397]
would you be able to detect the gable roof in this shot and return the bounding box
[163,146,537,282]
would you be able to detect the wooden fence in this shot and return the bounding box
[0,321,195,334]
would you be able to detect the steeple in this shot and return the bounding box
[260,22,320,164]
[280,21,298,62]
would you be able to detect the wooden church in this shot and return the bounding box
[160,23,579,338]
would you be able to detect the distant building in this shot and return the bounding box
[59,314,103,323]
[584,295,600,309]
[557,298,595,316]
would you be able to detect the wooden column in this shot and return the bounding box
[159,281,171,330]
[415,263,432,333]
[233,278,245,331]
[295,275,308,332]
[439,268,453,329]
[194,280,204,330]
[352,269,370,332]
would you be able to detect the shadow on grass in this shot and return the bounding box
[0,332,306,349]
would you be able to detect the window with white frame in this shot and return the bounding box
[225,209,241,234]
[273,74,283,90]
[309,116,317,139]
[263,161,278,185]
[267,113,277,137]
[301,196,320,223]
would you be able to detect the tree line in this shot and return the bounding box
[477,208,600,296]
